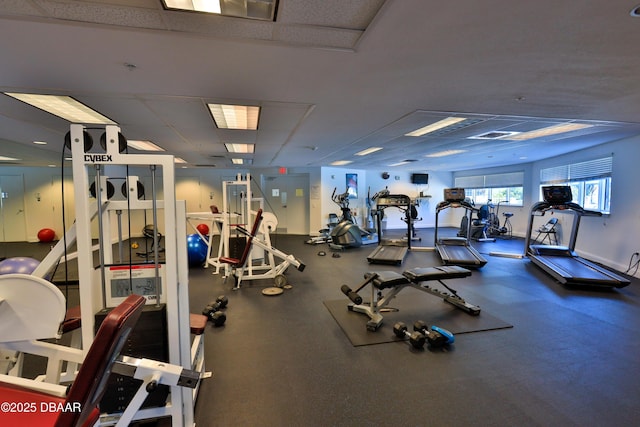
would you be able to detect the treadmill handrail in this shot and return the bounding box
[530,201,603,217]
[435,200,477,213]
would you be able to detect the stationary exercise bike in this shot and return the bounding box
[402,203,422,242]
[486,200,513,239]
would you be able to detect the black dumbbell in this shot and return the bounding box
[413,320,454,347]
[202,295,228,326]
[393,322,426,349]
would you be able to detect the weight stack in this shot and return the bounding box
[95,303,170,414]
[229,236,247,260]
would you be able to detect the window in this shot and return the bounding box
[539,157,612,214]
[455,172,524,207]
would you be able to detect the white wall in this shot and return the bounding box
[2,138,639,278]
[364,168,454,229]
[530,137,640,276]
[317,167,456,233]
[454,136,640,278]
[320,167,367,231]
[0,167,75,242]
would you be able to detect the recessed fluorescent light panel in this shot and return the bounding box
[426,149,467,158]
[389,159,417,167]
[224,143,255,153]
[505,123,594,141]
[331,160,352,166]
[3,93,116,124]
[127,140,165,151]
[162,0,278,21]
[174,157,187,164]
[405,117,467,137]
[164,0,221,14]
[232,158,253,165]
[355,147,383,156]
[208,104,260,130]
[0,156,20,161]
[33,141,48,145]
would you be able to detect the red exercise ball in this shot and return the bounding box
[196,223,210,236]
[37,228,56,243]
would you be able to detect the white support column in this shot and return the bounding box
[70,123,99,355]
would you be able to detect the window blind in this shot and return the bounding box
[540,156,612,183]
[455,171,524,189]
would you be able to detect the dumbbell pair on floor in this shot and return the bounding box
[202,295,228,327]
[393,320,455,350]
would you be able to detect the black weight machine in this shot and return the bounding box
[340,265,481,331]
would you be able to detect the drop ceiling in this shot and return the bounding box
[1,0,640,171]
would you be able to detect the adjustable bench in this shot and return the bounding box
[341,265,481,331]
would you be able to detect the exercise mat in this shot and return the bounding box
[324,290,512,347]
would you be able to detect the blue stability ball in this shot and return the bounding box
[186,234,208,267]
[0,257,41,275]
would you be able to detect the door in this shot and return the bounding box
[261,174,309,235]
[0,175,27,242]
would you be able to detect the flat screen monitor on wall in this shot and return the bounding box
[411,173,429,185]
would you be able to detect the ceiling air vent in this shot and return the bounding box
[468,131,520,140]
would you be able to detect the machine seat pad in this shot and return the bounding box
[190,314,208,335]
[219,256,241,266]
[61,305,82,333]
[364,271,409,289]
[403,265,472,282]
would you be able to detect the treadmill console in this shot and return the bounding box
[376,194,411,207]
[542,186,572,204]
[444,188,466,202]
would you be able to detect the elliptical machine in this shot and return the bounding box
[328,188,363,249]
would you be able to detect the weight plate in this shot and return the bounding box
[274,274,287,287]
[99,131,128,153]
[64,130,93,152]
[262,287,284,296]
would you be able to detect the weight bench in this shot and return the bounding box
[341,265,481,331]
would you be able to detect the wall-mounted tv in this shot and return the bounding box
[411,173,429,185]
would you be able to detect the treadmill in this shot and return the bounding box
[524,186,630,289]
[366,193,410,265]
[434,188,487,268]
